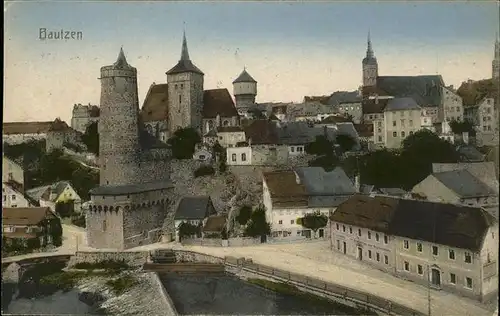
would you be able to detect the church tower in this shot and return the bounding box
[493,34,500,80]
[98,48,141,186]
[233,68,257,114]
[362,32,378,87]
[166,31,204,135]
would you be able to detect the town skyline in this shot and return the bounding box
[4,1,499,122]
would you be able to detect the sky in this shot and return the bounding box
[4,1,500,123]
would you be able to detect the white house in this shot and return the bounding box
[2,182,38,208]
[383,97,422,149]
[441,86,464,123]
[227,146,252,165]
[215,126,246,148]
[262,167,356,240]
[330,194,498,302]
[26,181,82,213]
[173,196,217,241]
[2,155,24,188]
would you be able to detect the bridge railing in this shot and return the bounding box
[223,256,424,316]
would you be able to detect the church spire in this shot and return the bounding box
[180,30,190,61]
[366,31,374,59]
[114,47,130,68]
[495,32,499,59]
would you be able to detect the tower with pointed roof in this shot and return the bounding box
[232,68,257,113]
[362,32,378,87]
[493,34,500,80]
[166,31,204,135]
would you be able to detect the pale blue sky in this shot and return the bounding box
[4,1,499,122]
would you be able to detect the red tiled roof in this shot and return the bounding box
[2,207,56,226]
[141,83,169,123]
[203,89,238,118]
[263,171,308,207]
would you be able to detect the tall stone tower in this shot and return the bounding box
[233,68,257,114]
[362,31,378,87]
[98,48,140,186]
[493,34,500,80]
[166,31,204,135]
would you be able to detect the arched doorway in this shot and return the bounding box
[430,266,441,287]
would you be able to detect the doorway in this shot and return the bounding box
[319,229,324,238]
[357,247,363,260]
[431,268,441,287]
[343,241,347,254]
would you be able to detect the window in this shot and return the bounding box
[368,250,372,259]
[432,246,438,256]
[401,131,406,138]
[367,231,371,239]
[336,223,339,230]
[291,147,295,152]
[403,240,409,249]
[393,131,397,137]
[11,195,16,201]
[290,220,294,224]
[392,121,396,127]
[417,264,423,275]
[175,84,178,89]
[449,249,455,260]
[278,220,283,224]
[102,220,107,232]
[409,131,414,135]
[337,240,340,250]
[378,136,382,142]
[401,119,405,126]
[384,235,388,244]
[465,277,473,289]
[358,229,361,237]
[231,154,237,162]
[417,243,422,252]
[375,233,379,241]
[376,253,380,262]
[384,255,388,264]
[241,153,247,161]
[179,95,182,104]
[450,273,456,284]
[349,227,352,234]
[377,121,382,127]
[464,252,472,263]
[409,120,413,126]
[180,84,184,89]
[343,225,346,232]
[404,261,410,271]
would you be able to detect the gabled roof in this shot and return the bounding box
[432,162,498,194]
[331,194,496,252]
[384,97,421,112]
[233,69,257,84]
[457,145,485,163]
[26,181,74,202]
[244,120,279,145]
[141,83,169,123]
[202,89,239,118]
[2,207,56,226]
[203,214,227,232]
[175,196,212,220]
[376,75,444,107]
[3,182,40,207]
[294,167,356,196]
[262,171,308,207]
[3,119,71,135]
[432,170,496,198]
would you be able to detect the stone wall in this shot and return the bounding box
[173,250,225,264]
[68,251,148,267]
[149,272,178,315]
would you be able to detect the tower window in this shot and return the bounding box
[181,84,184,89]
[179,95,182,104]
[175,84,178,89]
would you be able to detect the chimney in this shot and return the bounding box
[248,138,252,147]
[462,132,469,145]
[354,175,361,192]
[375,95,379,104]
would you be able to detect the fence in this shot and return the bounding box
[223,256,424,316]
[181,237,261,247]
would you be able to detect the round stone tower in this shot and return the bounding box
[233,68,257,113]
[99,48,141,186]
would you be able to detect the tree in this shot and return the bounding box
[49,220,63,247]
[244,205,271,238]
[55,200,75,218]
[335,134,356,153]
[299,211,328,238]
[194,165,215,177]
[449,119,476,137]
[236,205,252,225]
[71,166,99,200]
[82,121,99,156]
[178,222,202,239]
[359,149,402,189]
[213,141,227,173]
[305,135,334,156]
[308,154,339,171]
[167,128,201,159]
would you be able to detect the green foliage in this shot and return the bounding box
[335,134,356,153]
[3,140,46,167]
[81,121,99,156]
[308,154,339,171]
[73,260,131,271]
[167,127,201,159]
[299,211,328,235]
[26,237,41,250]
[359,149,403,189]
[71,214,86,228]
[221,227,228,240]
[456,78,499,106]
[178,222,202,239]
[194,165,215,177]
[49,219,63,247]
[244,205,271,237]
[305,135,334,156]
[449,119,476,137]
[106,275,138,295]
[71,166,99,200]
[55,200,75,218]
[236,205,253,225]
[213,142,228,173]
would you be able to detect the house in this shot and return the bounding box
[432,162,498,195]
[192,146,213,162]
[361,97,390,123]
[275,121,335,157]
[330,194,498,302]
[353,123,375,150]
[213,126,246,148]
[2,207,61,248]
[3,155,24,187]
[202,214,228,238]
[174,196,217,241]
[287,102,338,122]
[262,167,356,239]
[336,101,363,124]
[382,97,423,149]
[26,181,82,213]
[226,120,288,166]
[2,182,39,208]
[457,145,485,163]
[411,169,499,209]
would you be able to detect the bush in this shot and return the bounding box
[106,275,138,295]
[71,215,86,228]
[194,165,215,178]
